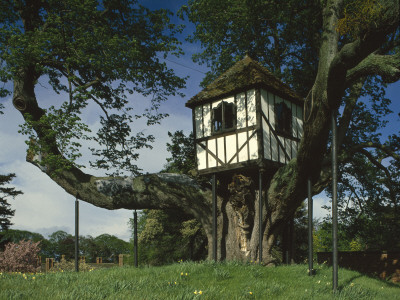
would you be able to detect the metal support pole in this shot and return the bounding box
[134,210,138,267]
[259,170,263,264]
[307,178,314,275]
[212,174,217,261]
[332,112,338,291]
[75,196,79,272]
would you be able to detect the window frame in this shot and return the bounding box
[274,101,292,137]
[211,100,237,134]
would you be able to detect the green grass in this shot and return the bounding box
[0,261,399,299]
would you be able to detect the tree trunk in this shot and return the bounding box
[11,0,400,266]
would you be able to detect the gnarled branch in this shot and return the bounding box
[346,53,400,86]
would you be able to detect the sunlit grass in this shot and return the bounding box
[0,261,399,299]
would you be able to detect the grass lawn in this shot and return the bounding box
[0,261,399,299]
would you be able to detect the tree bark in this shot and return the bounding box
[11,0,400,265]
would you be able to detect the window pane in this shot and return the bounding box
[224,102,236,129]
[213,104,223,132]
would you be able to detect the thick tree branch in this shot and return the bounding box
[349,142,400,162]
[355,148,396,202]
[346,53,400,86]
[327,1,399,109]
[337,78,365,146]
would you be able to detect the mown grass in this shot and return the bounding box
[0,261,399,299]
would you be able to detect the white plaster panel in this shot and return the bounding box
[195,106,203,139]
[271,131,278,162]
[285,138,291,161]
[278,136,286,164]
[292,104,298,138]
[261,89,269,116]
[223,96,235,104]
[238,132,248,162]
[226,134,237,164]
[249,131,258,160]
[207,139,217,168]
[263,119,271,160]
[217,137,225,165]
[297,105,303,138]
[203,104,211,137]
[247,89,256,126]
[275,95,283,105]
[291,139,298,159]
[196,144,206,170]
[211,99,222,109]
[267,92,275,131]
[236,92,246,129]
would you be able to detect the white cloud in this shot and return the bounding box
[313,196,330,221]
[0,90,192,242]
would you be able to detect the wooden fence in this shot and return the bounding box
[317,251,400,283]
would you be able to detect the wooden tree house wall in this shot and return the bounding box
[192,88,303,175]
[186,56,304,175]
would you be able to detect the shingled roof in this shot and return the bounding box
[186,55,303,108]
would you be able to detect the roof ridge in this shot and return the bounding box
[186,56,303,108]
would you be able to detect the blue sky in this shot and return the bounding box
[0,1,399,241]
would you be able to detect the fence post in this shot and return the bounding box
[45,258,49,272]
[75,196,79,272]
[37,256,42,268]
[119,254,124,267]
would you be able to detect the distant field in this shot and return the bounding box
[1,261,399,299]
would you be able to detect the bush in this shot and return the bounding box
[52,256,95,272]
[0,239,41,273]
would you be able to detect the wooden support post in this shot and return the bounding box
[134,210,138,267]
[212,174,217,261]
[119,254,124,267]
[332,111,338,291]
[308,178,314,275]
[75,196,79,272]
[37,256,42,268]
[259,169,263,264]
[46,258,54,272]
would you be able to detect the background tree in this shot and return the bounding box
[128,131,207,265]
[0,228,43,251]
[178,0,400,262]
[47,230,75,260]
[1,0,399,264]
[89,234,130,263]
[0,173,21,231]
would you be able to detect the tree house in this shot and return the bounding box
[186,56,304,262]
[186,55,304,175]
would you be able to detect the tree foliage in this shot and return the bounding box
[1,0,399,264]
[129,209,206,265]
[182,0,400,256]
[0,228,130,262]
[0,173,22,231]
[128,131,207,265]
[163,130,196,175]
[0,0,186,176]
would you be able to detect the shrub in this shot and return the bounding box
[0,239,41,273]
[52,256,95,272]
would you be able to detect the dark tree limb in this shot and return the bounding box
[346,53,400,86]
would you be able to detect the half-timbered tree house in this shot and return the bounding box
[186,55,304,175]
[186,56,304,262]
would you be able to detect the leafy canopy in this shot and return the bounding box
[0,0,186,176]
[0,174,22,231]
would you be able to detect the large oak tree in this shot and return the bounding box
[1,0,399,264]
